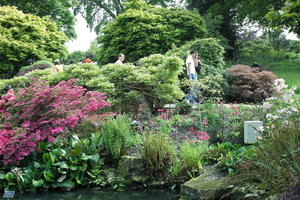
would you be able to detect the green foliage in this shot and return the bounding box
[217,145,256,175]
[201,142,240,165]
[63,51,86,64]
[0,6,67,78]
[17,60,53,76]
[0,0,76,38]
[230,123,300,199]
[190,73,228,102]
[266,0,300,37]
[101,116,136,161]
[28,63,114,94]
[179,142,209,176]
[236,39,300,65]
[0,54,184,113]
[0,133,112,192]
[175,101,192,115]
[75,0,176,34]
[185,0,239,59]
[99,54,184,112]
[195,103,262,144]
[97,2,207,64]
[167,38,225,72]
[141,132,175,174]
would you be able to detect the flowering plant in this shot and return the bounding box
[188,127,210,142]
[262,78,299,129]
[0,79,110,165]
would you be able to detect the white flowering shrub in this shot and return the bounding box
[262,78,299,129]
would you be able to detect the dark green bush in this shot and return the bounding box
[175,101,192,115]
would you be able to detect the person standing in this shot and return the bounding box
[83,56,93,63]
[53,59,63,73]
[115,53,125,65]
[186,50,197,80]
[194,52,202,74]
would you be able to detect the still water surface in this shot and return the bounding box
[12,189,179,200]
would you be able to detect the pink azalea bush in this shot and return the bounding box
[0,79,110,165]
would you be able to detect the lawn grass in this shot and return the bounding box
[268,59,300,94]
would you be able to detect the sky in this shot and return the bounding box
[66,15,97,53]
[66,15,299,53]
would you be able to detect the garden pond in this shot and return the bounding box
[12,189,179,200]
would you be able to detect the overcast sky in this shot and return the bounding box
[66,15,299,53]
[66,15,97,53]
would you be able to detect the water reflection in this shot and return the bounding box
[14,189,179,200]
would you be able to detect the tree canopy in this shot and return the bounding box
[96,0,207,64]
[74,0,172,33]
[0,6,68,78]
[266,0,300,36]
[0,0,76,38]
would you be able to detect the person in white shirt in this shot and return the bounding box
[186,50,198,80]
[115,53,125,65]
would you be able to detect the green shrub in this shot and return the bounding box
[201,142,241,165]
[236,39,300,65]
[195,103,262,144]
[217,145,256,175]
[97,1,207,64]
[190,73,228,102]
[101,116,136,161]
[17,60,53,76]
[0,6,67,78]
[141,132,175,174]
[175,101,192,115]
[180,142,209,176]
[0,63,14,79]
[166,38,225,75]
[0,54,184,113]
[100,54,184,112]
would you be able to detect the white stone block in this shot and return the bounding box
[244,121,263,144]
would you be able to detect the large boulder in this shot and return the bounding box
[180,167,228,200]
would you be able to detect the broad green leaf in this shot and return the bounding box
[43,170,55,182]
[32,179,44,187]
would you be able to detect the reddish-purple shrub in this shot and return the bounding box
[0,79,110,165]
[226,65,277,103]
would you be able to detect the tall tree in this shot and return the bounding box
[185,0,238,59]
[237,0,285,24]
[266,0,300,36]
[97,0,207,64]
[74,0,172,33]
[0,0,76,38]
[0,6,68,78]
